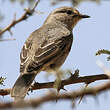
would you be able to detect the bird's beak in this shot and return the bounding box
[72,14,90,19]
[79,14,90,18]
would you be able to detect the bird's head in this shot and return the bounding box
[44,7,90,30]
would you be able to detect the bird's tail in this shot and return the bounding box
[11,73,36,100]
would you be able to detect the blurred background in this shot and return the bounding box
[0,0,110,110]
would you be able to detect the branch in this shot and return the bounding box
[0,81,110,109]
[0,0,40,36]
[0,73,109,96]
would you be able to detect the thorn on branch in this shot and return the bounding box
[71,98,76,109]
[33,0,40,11]
[70,69,79,79]
[13,13,16,22]
[78,83,89,104]
[85,81,93,85]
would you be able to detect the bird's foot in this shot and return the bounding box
[54,76,67,102]
[28,80,39,93]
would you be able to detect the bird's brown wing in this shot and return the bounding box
[20,25,72,73]
[27,36,72,73]
[20,39,32,73]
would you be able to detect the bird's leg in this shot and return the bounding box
[54,69,67,91]
[53,69,67,101]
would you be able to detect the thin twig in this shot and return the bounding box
[0,0,40,36]
[0,38,16,41]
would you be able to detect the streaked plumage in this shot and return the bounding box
[11,7,89,100]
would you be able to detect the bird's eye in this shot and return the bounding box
[66,10,73,15]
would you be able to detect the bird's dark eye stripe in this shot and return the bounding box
[55,10,67,13]
[55,10,73,14]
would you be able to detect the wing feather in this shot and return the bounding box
[27,37,68,72]
[20,24,72,73]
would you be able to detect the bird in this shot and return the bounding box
[11,6,90,100]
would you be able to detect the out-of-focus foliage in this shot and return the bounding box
[3,0,100,6]
[72,0,100,7]
[9,0,35,6]
[50,0,100,7]
[0,76,6,86]
[96,49,110,61]
[0,0,100,22]
[4,0,100,7]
